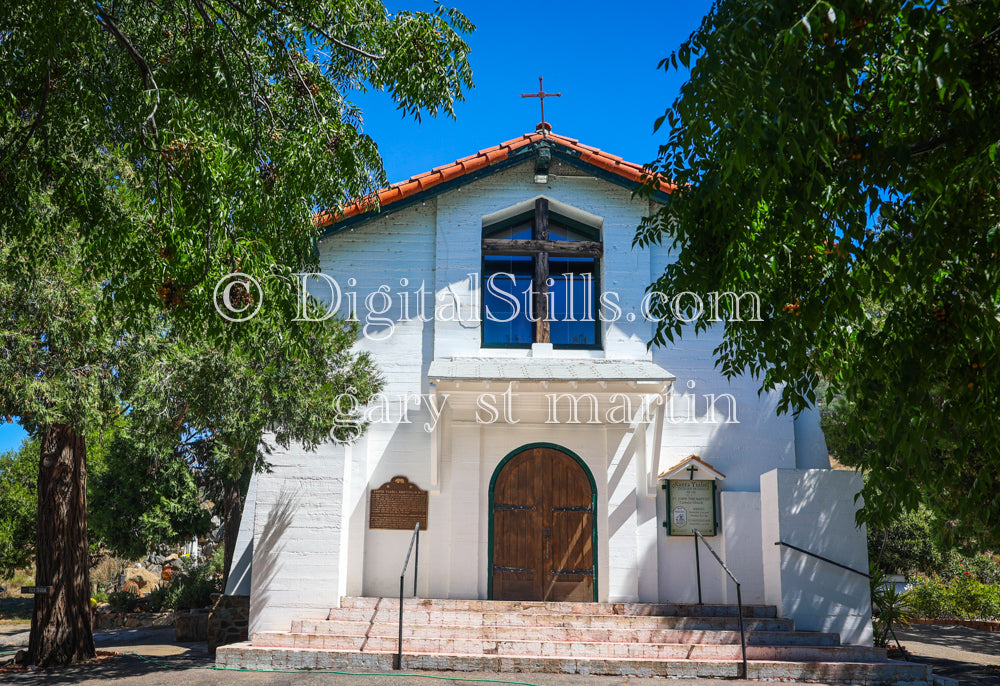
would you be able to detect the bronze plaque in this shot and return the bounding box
[369,476,429,530]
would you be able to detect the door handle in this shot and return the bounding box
[543,527,552,559]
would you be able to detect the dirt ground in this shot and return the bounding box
[0,622,996,685]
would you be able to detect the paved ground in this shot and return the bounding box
[0,622,996,685]
[896,624,1000,686]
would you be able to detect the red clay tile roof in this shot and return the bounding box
[316,130,673,227]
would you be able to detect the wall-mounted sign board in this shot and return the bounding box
[659,454,723,537]
[663,479,717,537]
[369,476,428,530]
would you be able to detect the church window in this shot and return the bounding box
[482,198,601,349]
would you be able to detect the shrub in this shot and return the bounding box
[90,555,133,594]
[868,505,1000,585]
[107,590,144,613]
[144,551,223,612]
[172,556,222,610]
[905,574,1000,621]
[869,507,939,575]
[143,583,179,612]
[938,552,1000,586]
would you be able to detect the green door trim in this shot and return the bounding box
[487,442,599,602]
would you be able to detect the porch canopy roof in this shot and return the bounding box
[428,357,675,386]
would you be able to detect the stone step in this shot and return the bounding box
[216,644,935,683]
[308,612,795,632]
[252,632,878,662]
[340,596,777,618]
[287,619,839,646]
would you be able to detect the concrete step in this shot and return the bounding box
[287,619,840,646]
[252,632,879,662]
[216,643,935,683]
[305,612,795,632]
[340,596,777,618]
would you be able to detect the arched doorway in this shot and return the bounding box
[489,444,597,602]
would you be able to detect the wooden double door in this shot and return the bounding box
[491,446,595,602]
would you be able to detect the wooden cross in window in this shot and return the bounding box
[481,198,602,343]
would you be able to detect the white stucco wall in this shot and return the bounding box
[720,491,765,605]
[793,406,832,470]
[760,468,873,645]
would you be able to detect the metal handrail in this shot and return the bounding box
[395,522,420,670]
[774,541,870,578]
[693,529,747,679]
[773,540,904,652]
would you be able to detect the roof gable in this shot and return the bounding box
[317,129,674,237]
[658,455,726,481]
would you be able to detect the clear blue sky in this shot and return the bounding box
[0,1,713,456]
[353,0,713,183]
[0,423,27,454]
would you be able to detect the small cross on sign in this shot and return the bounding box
[521,76,561,132]
[686,465,699,480]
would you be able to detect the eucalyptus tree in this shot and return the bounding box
[0,0,472,666]
[640,0,1000,547]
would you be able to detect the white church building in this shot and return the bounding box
[223,126,873,653]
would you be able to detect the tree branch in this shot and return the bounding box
[259,0,383,60]
[94,11,161,147]
[1,62,51,167]
[909,135,948,157]
[95,11,152,90]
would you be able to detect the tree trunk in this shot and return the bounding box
[220,467,250,590]
[28,423,96,668]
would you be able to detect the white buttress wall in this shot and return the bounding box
[760,468,873,645]
[246,440,348,634]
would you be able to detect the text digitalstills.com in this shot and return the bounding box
[214,272,764,336]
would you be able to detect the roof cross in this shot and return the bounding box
[686,465,699,480]
[521,76,561,133]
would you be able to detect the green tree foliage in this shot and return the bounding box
[120,313,382,583]
[88,433,212,561]
[640,0,1000,548]
[0,0,472,666]
[1,0,473,333]
[826,399,1000,586]
[0,239,120,434]
[0,438,39,578]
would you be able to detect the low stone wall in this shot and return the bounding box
[93,610,175,630]
[175,609,210,642]
[208,594,250,655]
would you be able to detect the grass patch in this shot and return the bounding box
[0,597,32,623]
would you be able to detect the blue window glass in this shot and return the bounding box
[483,255,533,347]
[549,225,597,242]
[483,220,532,240]
[549,258,598,346]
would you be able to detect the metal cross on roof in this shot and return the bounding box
[521,76,561,133]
